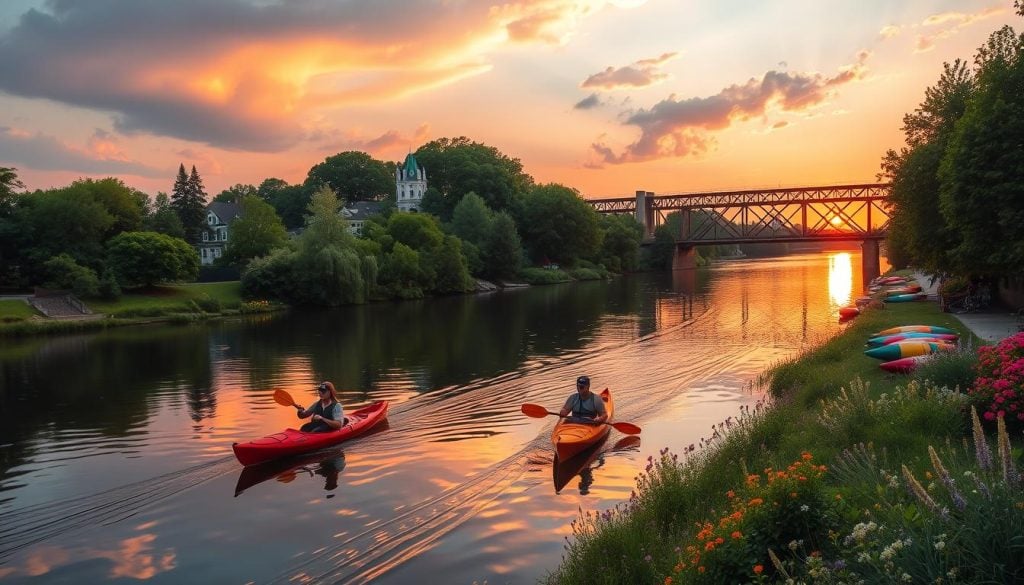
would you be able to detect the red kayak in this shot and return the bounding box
[879,355,933,374]
[233,401,389,466]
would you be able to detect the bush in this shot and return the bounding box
[519,267,571,285]
[97,268,121,300]
[910,344,978,391]
[568,267,604,281]
[970,332,1024,424]
[42,254,99,297]
[191,294,222,313]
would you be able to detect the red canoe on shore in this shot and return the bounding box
[880,355,934,374]
[233,401,389,466]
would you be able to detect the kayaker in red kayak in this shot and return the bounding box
[558,376,608,425]
[295,381,345,432]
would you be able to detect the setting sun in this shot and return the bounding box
[829,216,845,227]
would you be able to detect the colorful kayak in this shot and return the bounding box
[885,286,922,296]
[885,293,928,303]
[552,388,613,461]
[880,355,934,374]
[874,325,957,336]
[864,341,954,361]
[839,307,860,319]
[875,276,908,285]
[866,332,959,347]
[233,401,389,466]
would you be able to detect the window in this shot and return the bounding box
[202,248,208,258]
[219,229,226,241]
[214,248,221,257]
[208,214,215,225]
[202,232,208,242]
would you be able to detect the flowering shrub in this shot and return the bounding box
[663,452,835,584]
[971,332,1024,423]
[240,299,276,313]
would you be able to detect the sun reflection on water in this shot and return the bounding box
[828,252,853,308]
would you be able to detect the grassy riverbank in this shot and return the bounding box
[0,282,283,337]
[546,300,1024,584]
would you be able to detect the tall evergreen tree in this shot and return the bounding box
[171,164,208,243]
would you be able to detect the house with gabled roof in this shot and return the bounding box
[341,201,384,236]
[198,201,242,265]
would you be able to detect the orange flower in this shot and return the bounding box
[731,531,743,539]
[664,578,673,585]
[748,497,764,506]
[835,494,842,500]
[715,537,724,545]
[698,566,705,574]
[726,490,735,499]
[790,492,798,498]
[674,562,684,573]
[705,541,716,551]
[801,452,813,461]
[754,564,764,574]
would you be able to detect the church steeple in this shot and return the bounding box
[396,151,426,212]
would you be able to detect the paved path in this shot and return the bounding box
[912,272,1020,343]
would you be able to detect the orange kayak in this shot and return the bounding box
[552,388,613,461]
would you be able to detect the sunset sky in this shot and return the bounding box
[0,1,1018,199]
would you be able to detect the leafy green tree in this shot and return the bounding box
[0,166,25,208]
[301,186,352,251]
[598,214,643,272]
[107,231,199,287]
[423,235,473,293]
[880,60,973,273]
[213,183,257,203]
[387,212,444,250]
[450,191,494,246]
[939,26,1024,276]
[143,192,186,238]
[171,164,208,243]
[222,196,287,266]
[516,183,602,265]
[380,242,423,299]
[265,183,311,230]
[17,188,114,273]
[482,212,524,279]
[67,178,146,237]
[257,178,289,199]
[414,137,534,218]
[305,151,393,203]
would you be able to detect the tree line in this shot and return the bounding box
[0,136,663,305]
[883,5,1024,286]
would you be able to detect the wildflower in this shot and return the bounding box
[901,573,912,582]
[731,531,743,539]
[800,504,810,512]
[753,564,764,574]
[664,578,672,585]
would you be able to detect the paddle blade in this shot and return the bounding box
[521,403,553,418]
[273,388,298,408]
[611,421,642,435]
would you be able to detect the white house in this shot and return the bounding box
[198,201,242,265]
[396,152,426,212]
[341,201,385,236]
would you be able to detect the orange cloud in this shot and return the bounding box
[915,6,1006,53]
[581,52,678,90]
[589,51,869,166]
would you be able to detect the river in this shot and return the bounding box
[0,251,878,584]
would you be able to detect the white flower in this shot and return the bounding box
[800,504,810,512]
[901,573,912,582]
[935,541,946,551]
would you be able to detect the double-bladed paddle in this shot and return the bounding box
[520,403,641,435]
[273,388,302,408]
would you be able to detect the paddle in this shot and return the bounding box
[273,388,302,409]
[520,403,641,435]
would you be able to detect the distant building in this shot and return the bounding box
[198,201,242,265]
[341,201,385,235]
[395,152,426,213]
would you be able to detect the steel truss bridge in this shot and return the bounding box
[588,183,891,277]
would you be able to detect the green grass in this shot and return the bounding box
[86,281,242,317]
[0,299,40,322]
[545,300,993,585]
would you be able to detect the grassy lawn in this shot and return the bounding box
[86,281,242,317]
[0,299,41,321]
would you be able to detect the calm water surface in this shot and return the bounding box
[0,252,875,584]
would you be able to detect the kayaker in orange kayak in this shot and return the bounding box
[558,376,608,425]
[295,381,345,432]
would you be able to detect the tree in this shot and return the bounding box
[16,188,114,274]
[143,192,186,238]
[413,137,534,218]
[257,178,290,200]
[213,183,257,203]
[380,242,424,299]
[301,186,352,251]
[107,231,199,287]
[387,212,444,250]
[939,26,1024,275]
[424,236,474,293]
[482,212,523,279]
[265,183,311,230]
[880,60,973,274]
[450,191,494,246]
[67,178,146,237]
[515,183,602,265]
[222,196,288,266]
[598,214,643,272]
[305,151,393,203]
[0,166,25,208]
[171,164,208,244]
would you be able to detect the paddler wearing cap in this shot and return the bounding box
[557,375,607,425]
[296,381,346,433]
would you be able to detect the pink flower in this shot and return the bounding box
[985,411,997,421]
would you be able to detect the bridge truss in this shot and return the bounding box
[590,183,891,244]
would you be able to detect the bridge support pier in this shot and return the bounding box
[672,245,697,271]
[635,190,655,239]
[862,240,880,285]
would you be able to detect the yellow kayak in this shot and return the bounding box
[552,388,613,461]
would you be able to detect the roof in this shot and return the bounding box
[341,200,384,221]
[207,202,243,224]
[402,153,420,178]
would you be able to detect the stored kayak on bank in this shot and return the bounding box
[233,401,389,466]
[552,388,613,461]
[873,325,958,336]
[880,355,934,374]
[865,332,959,347]
[839,307,860,319]
[885,293,928,303]
[864,341,955,361]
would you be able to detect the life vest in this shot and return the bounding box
[569,393,601,419]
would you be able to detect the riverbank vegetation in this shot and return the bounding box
[545,299,1024,584]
